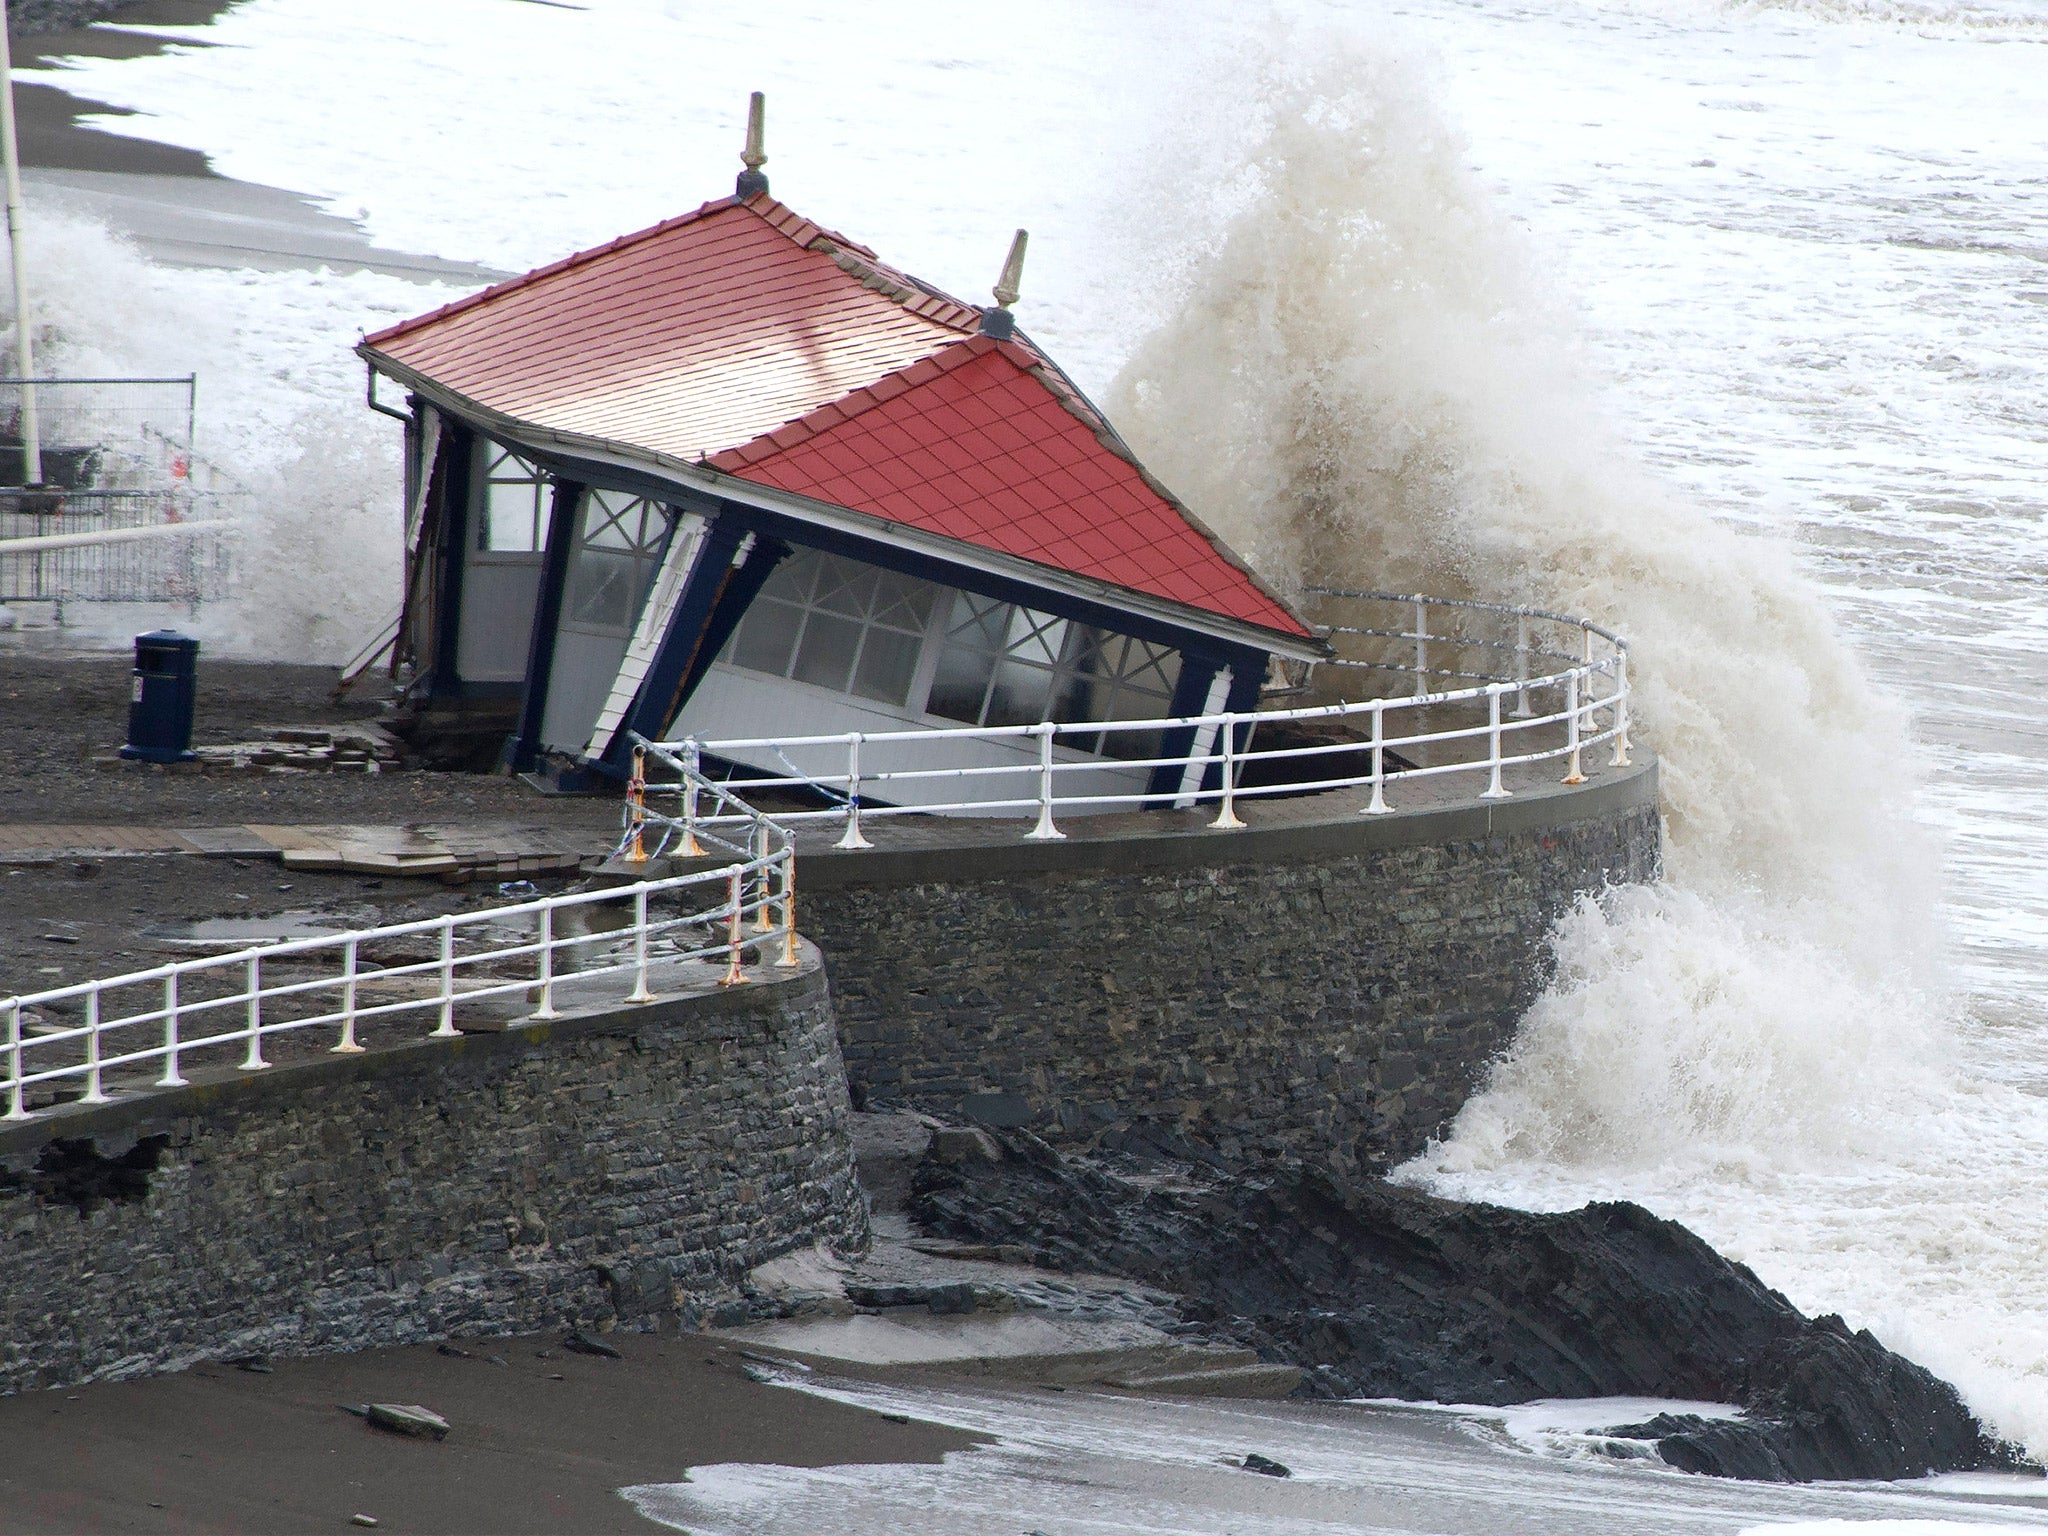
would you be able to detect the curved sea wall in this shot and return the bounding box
[800,760,1661,1173]
[0,951,864,1396]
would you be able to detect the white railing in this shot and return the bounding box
[649,590,1631,847]
[1,754,797,1125]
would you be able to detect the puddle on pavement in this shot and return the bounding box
[143,909,379,949]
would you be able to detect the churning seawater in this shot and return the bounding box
[17,0,2048,1517]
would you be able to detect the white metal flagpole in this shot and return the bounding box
[0,0,42,488]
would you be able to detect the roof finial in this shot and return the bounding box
[736,92,768,199]
[980,229,1028,340]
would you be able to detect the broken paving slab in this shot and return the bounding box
[0,820,612,877]
[168,826,281,856]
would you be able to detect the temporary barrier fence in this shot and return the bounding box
[0,375,236,607]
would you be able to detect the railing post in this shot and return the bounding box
[751,823,775,933]
[628,886,655,1003]
[679,740,706,858]
[719,869,752,987]
[1611,649,1633,767]
[331,938,365,1053]
[624,745,649,865]
[1511,612,1533,717]
[1209,712,1245,830]
[775,851,800,968]
[5,1001,27,1121]
[1562,671,1585,785]
[1482,685,1511,799]
[431,917,461,1037]
[1413,597,1428,697]
[532,902,559,1020]
[1025,723,1066,841]
[157,971,187,1087]
[836,733,872,850]
[1364,700,1389,815]
[242,955,267,1070]
[81,985,109,1103]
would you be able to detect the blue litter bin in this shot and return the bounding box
[120,630,200,763]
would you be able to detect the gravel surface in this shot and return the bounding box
[0,653,626,996]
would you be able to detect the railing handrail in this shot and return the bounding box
[645,591,1631,845]
[1,750,799,1123]
[0,374,197,388]
[1303,586,1632,650]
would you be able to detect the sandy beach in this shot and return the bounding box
[0,1332,978,1533]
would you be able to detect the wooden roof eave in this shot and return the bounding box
[362,349,1330,665]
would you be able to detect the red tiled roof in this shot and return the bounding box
[709,337,1310,638]
[363,193,1311,643]
[362,195,977,462]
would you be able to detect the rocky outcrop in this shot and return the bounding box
[912,1129,2026,1483]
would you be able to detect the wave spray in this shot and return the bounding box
[1103,24,2048,1450]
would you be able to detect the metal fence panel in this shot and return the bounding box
[0,376,236,607]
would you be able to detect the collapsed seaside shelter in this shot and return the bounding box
[359,103,1324,803]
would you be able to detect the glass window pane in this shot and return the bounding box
[1007,610,1066,667]
[482,480,542,551]
[755,553,814,605]
[811,559,874,619]
[1124,642,1181,700]
[927,644,994,723]
[872,572,935,632]
[986,659,1056,727]
[948,592,1011,650]
[729,599,802,676]
[566,551,634,629]
[851,627,921,706]
[791,612,860,693]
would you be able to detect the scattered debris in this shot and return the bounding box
[226,1353,273,1374]
[736,1349,809,1373]
[38,933,79,944]
[350,1517,380,1529]
[561,1329,623,1360]
[96,725,404,777]
[346,1402,450,1441]
[1240,1452,1292,1478]
[434,1343,474,1359]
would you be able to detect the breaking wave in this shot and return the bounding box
[1105,31,1949,1184]
[1099,21,2048,1453]
[1718,0,2048,34]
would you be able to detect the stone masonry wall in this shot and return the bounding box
[800,767,1660,1174]
[0,958,865,1396]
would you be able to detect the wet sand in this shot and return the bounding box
[0,1332,980,1534]
[10,0,509,281]
[13,2,232,178]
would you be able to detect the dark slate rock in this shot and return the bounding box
[911,1130,2027,1484]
